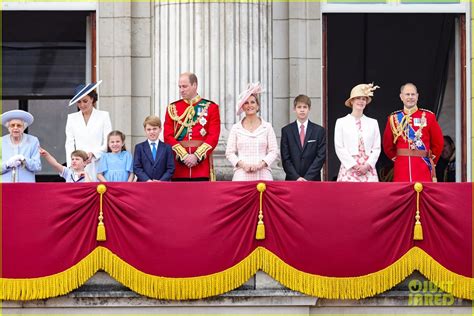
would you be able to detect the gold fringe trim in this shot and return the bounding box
[260,247,472,300]
[0,247,102,301]
[102,247,261,300]
[0,247,471,301]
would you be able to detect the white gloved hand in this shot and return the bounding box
[16,154,26,162]
[6,156,21,168]
[9,154,23,162]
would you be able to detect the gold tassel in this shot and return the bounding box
[255,183,266,240]
[413,182,423,241]
[256,223,265,240]
[414,222,423,240]
[96,184,107,241]
[97,223,106,241]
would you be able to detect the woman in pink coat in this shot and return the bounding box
[225,82,279,181]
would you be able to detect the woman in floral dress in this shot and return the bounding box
[334,83,381,182]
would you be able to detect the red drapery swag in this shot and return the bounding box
[1,182,472,300]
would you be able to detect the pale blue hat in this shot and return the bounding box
[2,110,34,128]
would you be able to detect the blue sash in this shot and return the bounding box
[396,112,431,171]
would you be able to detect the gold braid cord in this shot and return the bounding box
[390,112,410,144]
[96,184,107,242]
[172,144,188,161]
[413,182,424,240]
[194,143,212,161]
[167,101,212,139]
[168,104,195,139]
[255,183,267,240]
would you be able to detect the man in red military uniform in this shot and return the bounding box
[164,72,221,181]
[383,83,444,182]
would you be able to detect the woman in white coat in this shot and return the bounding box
[65,81,112,181]
[334,83,381,182]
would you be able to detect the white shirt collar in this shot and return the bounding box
[297,120,308,130]
[148,140,158,147]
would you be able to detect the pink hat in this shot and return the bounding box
[236,82,263,115]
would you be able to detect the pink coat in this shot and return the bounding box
[225,118,279,181]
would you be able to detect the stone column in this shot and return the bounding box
[153,1,273,179]
[130,1,154,148]
[272,1,322,136]
[98,1,133,149]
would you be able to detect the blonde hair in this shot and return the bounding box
[143,115,162,128]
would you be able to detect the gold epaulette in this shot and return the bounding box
[199,98,217,106]
[390,109,403,116]
[419,108,434,114]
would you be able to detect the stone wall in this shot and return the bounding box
[97,1,322,181]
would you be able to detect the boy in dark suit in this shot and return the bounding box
[281,95,326,181]
[133,116,175,181]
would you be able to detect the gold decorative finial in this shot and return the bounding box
[97,184,107,194]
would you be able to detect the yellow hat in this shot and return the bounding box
[344,83,380,107]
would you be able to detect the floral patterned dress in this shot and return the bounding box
[337,119,379,182]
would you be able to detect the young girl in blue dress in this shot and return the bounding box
[97,130,134,182]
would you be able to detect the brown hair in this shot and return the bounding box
[89,90,98,102]
[143,115,162,128]
[87,90,98,108]
[180,72,198,86]
[71,150,88,162]
[444,135,454,148]
[107,130,127,152]
[293,95,311,108]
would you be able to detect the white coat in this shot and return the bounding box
[334,114,381,170]
[65,108,112,181]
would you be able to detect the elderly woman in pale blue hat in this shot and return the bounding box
[65,80,112,181]
[1,110,41,182]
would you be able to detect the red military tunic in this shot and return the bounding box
[383,106,443,182]
[164,95,221,180]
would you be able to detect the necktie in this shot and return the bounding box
[151,142,157,160]
[299,124,305,147]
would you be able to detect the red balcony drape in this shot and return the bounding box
[1,182,471,300]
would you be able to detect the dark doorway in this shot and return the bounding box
[2,11,92,181]
[325,13,458,181]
